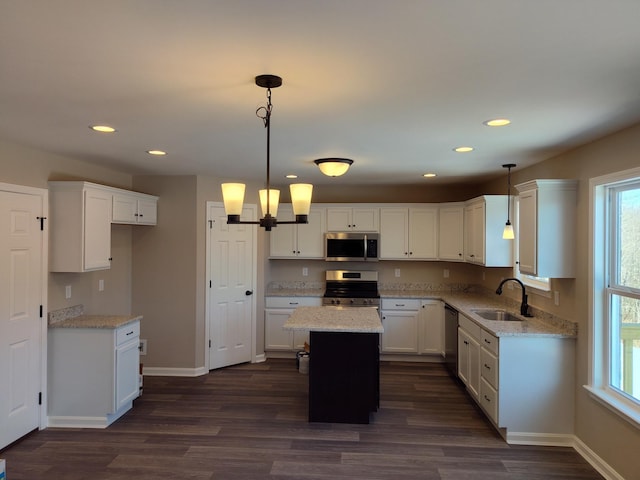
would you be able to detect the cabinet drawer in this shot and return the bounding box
[480,377,498,424]
[265,297,322,309]
[116,321,140,346]
[480,347,498,388]
[458,314,481,339]
[480,329,498,354]
[381,298,421,310]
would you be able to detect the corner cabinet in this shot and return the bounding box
[48,320,141,428]
[464,196,512,267]
[379,206,438,260]
[49,181,158,272]
[438,203,465,261]
[269,205,325,259]
[515,180,577,278]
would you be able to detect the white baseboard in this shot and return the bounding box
[47,402,132,429]
[506,431,575,446]
[143,366,208,377]
[254,353,266,363]
[572,436,625,480]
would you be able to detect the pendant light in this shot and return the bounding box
[221,75,313,231]
[502,163,516,240]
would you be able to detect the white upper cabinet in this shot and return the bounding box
[112,191,158,225]
[464,196,512,267]
[326,206,379,232]
[49,181,159,272]
[269,205,326,259]
[379,206,438,260]
[438,203,465,261]
[49,182,112,272]
[515,179,577,278]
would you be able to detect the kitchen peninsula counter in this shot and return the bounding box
[284,306,382,424]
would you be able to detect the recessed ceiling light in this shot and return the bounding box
[90,125,116,133]
[286,174,298,179]
[423,173,436,178]
[454,146,474,153]
[484,118,511,127]
[146,150,167,156]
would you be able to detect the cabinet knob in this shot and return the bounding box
[245,290,253,296]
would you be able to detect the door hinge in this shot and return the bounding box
[209,339,211,348]
[209,280,212,288]
[40,305,43,318]
[38,392,42,405]
[208,219,215,229]
[36,216,47,230]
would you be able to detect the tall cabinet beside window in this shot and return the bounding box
[515,180,577,278]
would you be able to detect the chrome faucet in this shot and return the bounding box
[495,278,533,317]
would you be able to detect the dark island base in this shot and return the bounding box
[308,331,380,424]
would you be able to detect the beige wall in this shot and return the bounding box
[0,138,134,315]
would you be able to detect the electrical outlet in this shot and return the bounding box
[98,279,104,291]
[443,269,450,278]
[554,291,560,306]
[395,268,401,278]
[139,339,147,355]
[65,285,71,299]
[302,267,308,277]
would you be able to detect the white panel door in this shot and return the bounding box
[208,203,256,370]
[0,188,45,449]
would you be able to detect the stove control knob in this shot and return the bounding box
[363,299,369,305]
[350,299,355,305]
[335,299,340,305]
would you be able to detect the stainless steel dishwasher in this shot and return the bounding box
[444,303,459,378]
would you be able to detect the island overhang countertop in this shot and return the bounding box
[283,306,383,333]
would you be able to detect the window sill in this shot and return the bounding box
[583,385,640,430]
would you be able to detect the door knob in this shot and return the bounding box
[245,290,253,296]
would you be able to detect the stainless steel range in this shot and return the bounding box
[322,270,380,307]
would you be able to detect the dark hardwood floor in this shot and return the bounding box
[1,359,603,479]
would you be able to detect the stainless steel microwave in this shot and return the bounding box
[325,232,379,262]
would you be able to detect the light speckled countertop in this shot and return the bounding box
[48,304,142,329]
[267,283,576,339]
[284,306,383,333]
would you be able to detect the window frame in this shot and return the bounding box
[586,166,640,429]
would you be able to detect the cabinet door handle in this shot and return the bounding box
[126,331,134,336]
[245,290,253,296]
[464,340,469,345]
[484,364,491,370]
[484,338,491,345]
[484,395,491,402]
[289,302,299,306]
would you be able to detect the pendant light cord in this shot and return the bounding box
[257,88,273,216]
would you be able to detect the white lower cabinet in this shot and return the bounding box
[381,299,420,353]
[457,312,576,442]
[265,297,321,352]
[48,320,141,428]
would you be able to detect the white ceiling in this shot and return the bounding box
[2,1,640,186]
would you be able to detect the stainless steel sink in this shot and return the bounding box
[471,309,523,321]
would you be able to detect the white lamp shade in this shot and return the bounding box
[290,183,313,215]
[316,160,351,177]
[259,188,280,217]
[502,223,515,240]
[221,183,246,216]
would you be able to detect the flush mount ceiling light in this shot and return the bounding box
[502,163,516,240]
[314,158,354,177]
[221,74,313,231]
[454,146,474,153]
[90,125,116,133]
[484,118,511,127]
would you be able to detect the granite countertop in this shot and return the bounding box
[48,304,142,329]
[283,306,383,333]
[268,282,576,339]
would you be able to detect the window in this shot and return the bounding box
[588,167,640,427]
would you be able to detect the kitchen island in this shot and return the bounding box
[284,306,383,424]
